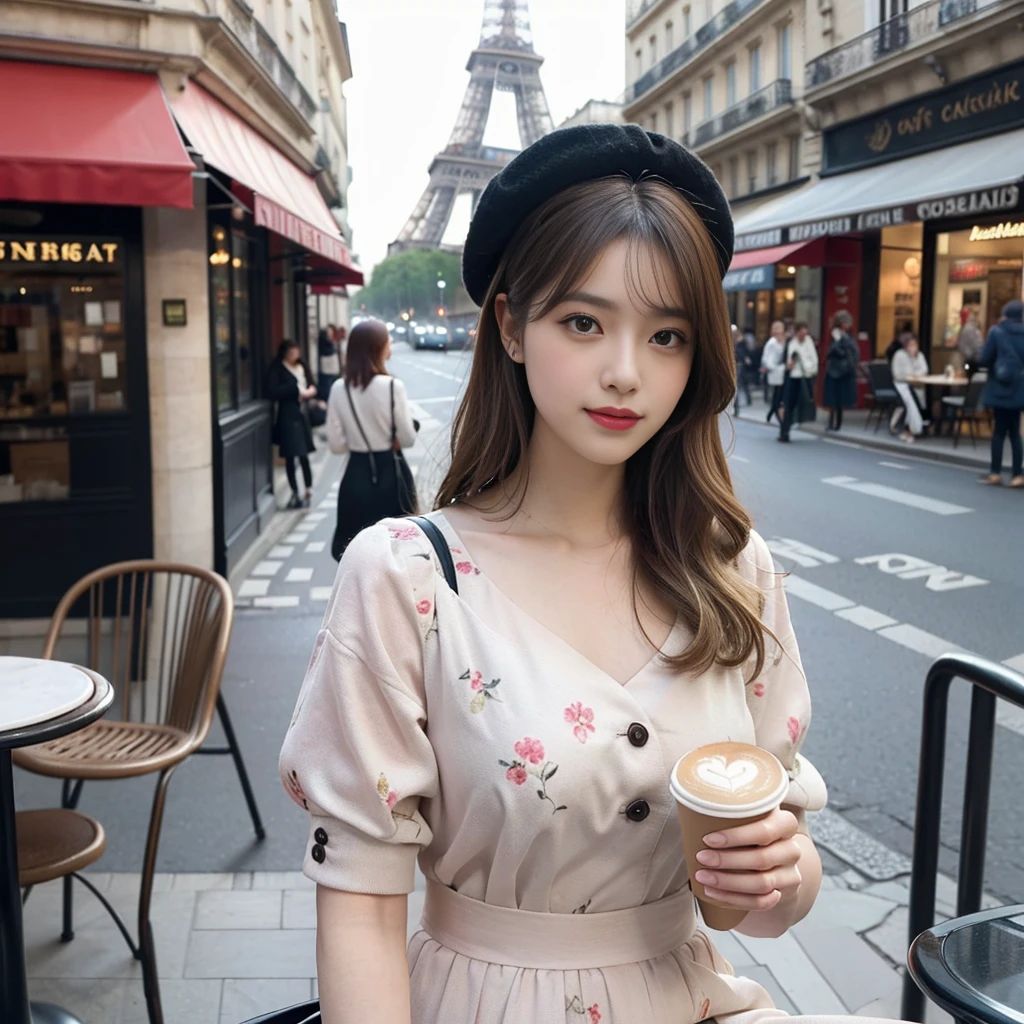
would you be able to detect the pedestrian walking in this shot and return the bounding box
[977,298,1024,487]
[778,321,819,442]
[327,318,418,560]
[731,325,753,415]
[890,333,930,443]
[956,310,983,376]
[280,124,843,1024]
[267,340,316,509]
[317,325,341,401]
[760,320,787,423]
[823,312,860,432]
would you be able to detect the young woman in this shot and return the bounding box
[890,334,930,444]
[777,322,819,443]
[267,340,317,508]
[280,125,867,1024]
[326,319,418,560]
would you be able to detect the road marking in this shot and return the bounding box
[1004,653,1024,674]
[730,455,749,463]
[834,605,898,631]
[304,512,327,523]
[253,595,300,609]
[268,545,294,559]
[311,587,333,602]
[238,579,270,598]
[305,541,326,553]
[822,475,972,515]
[284,531,309,544]
[405,363,465,383]
[855,553,988,592]
[879,461,911,470]
[414,395,459,404]
[318,500,334,509]
[876,623,968,659]
[783,575,856,611]
[285,567,314,583]
[767,537,840,568]
[251,560,282,577]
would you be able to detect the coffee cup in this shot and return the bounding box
[669,742,788,931]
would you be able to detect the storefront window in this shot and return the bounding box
[877,223,922,357]
[931,219,1024,369]
[232,233,252,402]
[211,224,233,410]
[0,234,126,502]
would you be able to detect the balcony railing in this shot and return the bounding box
[219,0,319,122]
[684,79,792,148]
[623,0,767,106]
[626,0,660,27]
[806,0,1002,90]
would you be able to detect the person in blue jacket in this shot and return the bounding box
[978,299,1024,487]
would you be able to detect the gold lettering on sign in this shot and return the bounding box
[40,242,59,261]
[968,221,1024,241]
[85,243,104,262]
[897,106,933,137]
[11,241,36,261]
[102,243,118,262]
[942,79,1021,123]
[61,243,82,263]
[866,119,892,152]
[0,238,118,264]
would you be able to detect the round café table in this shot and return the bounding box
[907,374,969,437]
[0,656,113,1024]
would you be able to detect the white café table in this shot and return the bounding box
[0,657,113,1024]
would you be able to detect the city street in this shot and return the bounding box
[14,342,1024,905]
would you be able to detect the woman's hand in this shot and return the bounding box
[302,385,318,400]
[693,808,802,913]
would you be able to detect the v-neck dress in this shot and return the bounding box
[279,513,839,1024]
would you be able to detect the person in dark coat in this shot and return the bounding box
[316,326,341,401]
[267,340,317,508]
[978,299,1024,487]
[823,311,860,432]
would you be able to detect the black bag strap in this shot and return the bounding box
[390,378,398,449]
[345,381,378,484]
[408,515,458,594]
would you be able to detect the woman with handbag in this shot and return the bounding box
[777,321,819,442]
[978,298,1024,487]
[327,319,418,559]
[267,340,317,509]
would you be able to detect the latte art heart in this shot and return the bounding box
[695,755,759,793]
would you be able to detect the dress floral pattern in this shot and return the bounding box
[279,514,830,1024]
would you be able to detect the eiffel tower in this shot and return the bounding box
[389,0,554,256]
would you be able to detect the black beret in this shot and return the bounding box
[462,123,733,305]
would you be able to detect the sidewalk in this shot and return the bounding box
[23,853,975,1023]
[733,392,991,471]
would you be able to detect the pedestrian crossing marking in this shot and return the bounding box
[253,595,300,609]
[238,579,270,598]
[305,541,326,554]
[311,587,333,602]
[822,475,972,516]
[304,512,327,523]
[251,560,282,577]
[268,546,294,559]
[318,500,334,509]
[878,461,911,470]
[285,567,314,583]
[285,532,309,544]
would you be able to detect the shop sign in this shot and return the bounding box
[916,184,1020,221]
[722,265,774,292]
[968,220,1024,240]
[823,60,1024,173]
[733,229,783,253]
[0,238,119,264]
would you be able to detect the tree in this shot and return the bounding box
[355,250,463,320]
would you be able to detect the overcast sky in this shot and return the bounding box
[342,0,626,281]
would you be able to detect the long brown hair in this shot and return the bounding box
[345,319,390,389]
[437,175,767,678]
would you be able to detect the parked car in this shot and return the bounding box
[412,329,447,351]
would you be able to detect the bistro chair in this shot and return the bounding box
[864,360,902,433]
[942,370,989,449]
[13,561,265,1024]
[241,998,321,1024]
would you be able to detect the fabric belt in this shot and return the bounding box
[420,879,697,970]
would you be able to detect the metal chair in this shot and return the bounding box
[942,370,989,449]
[240,999,321,1024]
[14,561,265,1024]
[864,360,901,433]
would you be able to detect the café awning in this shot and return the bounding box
[0,61,195,209]
[723,240,825,291]
[733,128,1024,245]
[172,82,363,284]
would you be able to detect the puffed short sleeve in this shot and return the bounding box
[738,530,828,822]
[278,520,439,894]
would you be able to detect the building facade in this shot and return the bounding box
[0,0,362,617]
[624,0,813,340]
[731,0,1024,371]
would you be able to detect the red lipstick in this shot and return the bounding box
[586,407,642,432]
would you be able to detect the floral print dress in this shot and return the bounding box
[279,513,835,1024]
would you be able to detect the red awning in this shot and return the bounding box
[172,82,362,283]
[729,240,826,270]
[0,61,195,209]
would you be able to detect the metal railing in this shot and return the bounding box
[684,79,792,148]
[623,0,767,105]
[806,0,1000,90]
[901,654,1024,1021]
[219,0,319,122]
